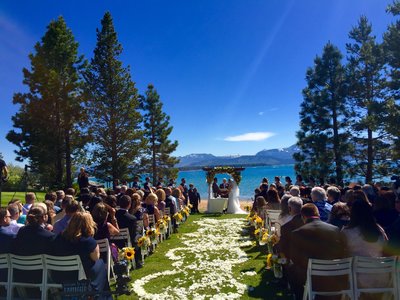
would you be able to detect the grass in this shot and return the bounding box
[1,191,47,206]
[116,213,292,300]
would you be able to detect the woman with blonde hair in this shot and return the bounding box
[54,212,111,299]
[91,202,119,240]
[155,188,166,213]
[143,193,161,227]
[172,188,184,210]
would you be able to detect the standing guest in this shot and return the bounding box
[276,197,303,260]
[0,207,15,253]
[78,167,90,190]
[284,176,292,191]
[167,178,175,188]
[289,203,348,299]
[156,177,164,188]
[132,176,141,190]
[4,204,23,234]
[260,177,269,188]
[212,177,220,198]
[55,190,65,208]
[92,203,119,240]
[22,192,36,215]
[328,202,350,230]
[45,192,61,214]
[326,186,341,205]
[310,187,332,222]
[295,174,304,187]
[274,176,283,189]
[143,177,151,193]
[179,178,189,205]
[115,195,142,268]
[155,188,166,213]
[53,199,80,234]
[13,206,55,255]
[54,212,112,299]
[266,188,281,210]
[188,185,201,213]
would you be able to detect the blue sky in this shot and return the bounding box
[0,0,395,165]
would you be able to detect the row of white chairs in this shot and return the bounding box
[0,253,86,300]
[304,256,400,300]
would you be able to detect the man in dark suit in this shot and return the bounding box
[212,177,220,198]
[276,197,304,259]
[0,207,15,253]
[289,203,348,299]
[115,195,142,268]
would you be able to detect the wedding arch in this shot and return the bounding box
[202,166,245,213]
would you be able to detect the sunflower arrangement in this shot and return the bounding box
[266,253,287,278]
[188,203,193,209]
[244,205,251,212]
[146,228,159,242]
[182,207,190,218]
[173,212,183,224]
[254,216,264,229]
[137,236,151,250]
[163,215,171,223]
[118,247,135,261]
[156,219,167,234]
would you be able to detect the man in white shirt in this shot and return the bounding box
[4,204,23,234]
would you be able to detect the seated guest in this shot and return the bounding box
[289,203,347,299]
[32,203,53,231]
[326,186,341,205]
[266,188,281,210]
[115,195,142,267]
[44,200,57,225]
[171,188,184,211]
[55,190,65,208]
[276,194,293,233]
[276,197,303,260]
[4,204,23,234]
[289,185,300,197]
[7,199,26,224]
[310,187,332,222]
[22,192,36,215]
[143,193,161,227]
[13,206,55,255]
[284,176,292,192]
[0,207,15,253]
[45,192,61,214]
[254,196,268,223]
[53,199,80,234]
[54,212,111,299]
[164,188,178,232]
[92,203,119,240]
[328,202,350,230]
[373,190,398,231]
[155,188,166,213]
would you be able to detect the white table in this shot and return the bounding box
[207,198,228,213]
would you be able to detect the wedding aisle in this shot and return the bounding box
[127,214,291,300]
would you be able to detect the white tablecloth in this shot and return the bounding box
[207,198,228,213]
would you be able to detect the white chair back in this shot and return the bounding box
[303,257,354,300]
[0,254,10,300]
[148,214,156,226]
[266,210,280,230]
[164,207,171,216]
[96,238,114,282]
[110,227,132,248]
[353,256,398,299]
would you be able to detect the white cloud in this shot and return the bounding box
[224,132,275,142]
[258,111,264,116]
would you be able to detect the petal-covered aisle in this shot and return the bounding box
[128,215,291,300]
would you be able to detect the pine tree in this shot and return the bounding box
[384,1,400,163]
[84,12,142,182]
[7,16,86,188]
[140,84,179,185]
[346,16,389,183]
[295,42,351,185]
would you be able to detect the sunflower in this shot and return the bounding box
[124,247,135,261]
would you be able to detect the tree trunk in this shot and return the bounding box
[366,128,373,184]
[65,128,72,188]
[332,107,343,185]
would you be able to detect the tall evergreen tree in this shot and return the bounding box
[294,42,350,185]
[384,1,400,162]
[7,16,86,188]
[346,16,389,183]
[140,84,179,185]
[84,12,142,182]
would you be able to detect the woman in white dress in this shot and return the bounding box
[226,179,247,214]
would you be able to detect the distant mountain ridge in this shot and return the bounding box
[176,145,299,169]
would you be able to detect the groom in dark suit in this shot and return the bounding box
[115,195,142,268]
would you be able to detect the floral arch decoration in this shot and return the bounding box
[203,166,245,186]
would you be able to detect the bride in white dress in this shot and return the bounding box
[226,179,247,214]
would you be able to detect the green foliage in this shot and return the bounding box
[84,12,143,182]
[295,42,351,185]
[140,84,179,185]
[6,16,86,189]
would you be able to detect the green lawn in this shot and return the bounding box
[1,191,47,207]
[117,214,292,300]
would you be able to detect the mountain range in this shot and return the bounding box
[176,144,299,170]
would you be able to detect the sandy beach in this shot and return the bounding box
[197,199,253,213]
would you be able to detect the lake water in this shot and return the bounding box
[178,165,296,200]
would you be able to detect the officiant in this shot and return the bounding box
[219,178,229,198]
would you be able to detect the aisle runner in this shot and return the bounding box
[132,218,252,299]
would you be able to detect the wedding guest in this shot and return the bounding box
[54,212,112,299]
[65,187,76,198]
[132,176,141,190]
[188,185,201,213]
[22,192,36,215]
[362,184,377,204]
[266,188,281,210]
[310,187,332,222]
[130,193,148,229]
[45,192,61,214]
[328,202,350,230]
[167,178,175,188]
[260,177,269,188]
[92,202,119,240]
[276,194,293,233]
[326,186,341,205]
[295,174,304,187]
[172,188,184,210]
[143,177,151,193]
[156,177,164,188]
[274,176,283,189]
[7,199,26,224]
[289,185,300,197]
[155,188,166,213]
[143,193,161,226]
[284,176,292,191]
[53,195,75,224]
[0,207,15,253]
[255,196,268,223]
[55,190,65,208]
[4,204,23,234]
[53,199,80,234]
[373,190,398,230]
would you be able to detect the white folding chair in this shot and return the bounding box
[266,210,281,230]
[96,239,115,282]
[353,256,398,300]
[110,228,132,248]
[43,254,87,298]
[164,207,172,237]
[303,258,354,300]
[9,254,45,300]
[0,254,10,300]
[148,214,156,227]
